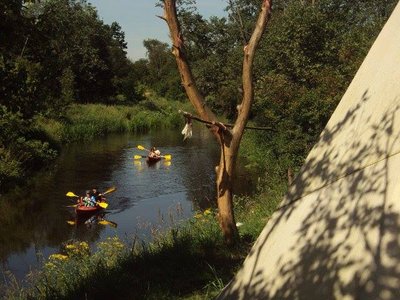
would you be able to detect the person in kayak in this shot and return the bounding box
[90,187,104,205]
[149,147,161,158]
[83,190,93,207]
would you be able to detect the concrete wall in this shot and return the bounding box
[219,2,400,299]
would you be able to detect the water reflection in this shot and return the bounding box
[66,212,118,229]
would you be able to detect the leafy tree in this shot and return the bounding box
[251,0,398,176]
[142,39,185,99]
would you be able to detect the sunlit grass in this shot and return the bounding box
[35,97,190,143]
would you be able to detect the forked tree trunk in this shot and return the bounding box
[216,142,240,245]
[161,0,272,245]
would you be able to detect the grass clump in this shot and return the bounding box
[2,201,280,300]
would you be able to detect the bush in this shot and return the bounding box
[0,105,58,191]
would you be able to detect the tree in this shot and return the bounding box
[160,0,272,245]
[142,39,185,99]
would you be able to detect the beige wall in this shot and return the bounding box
[219,2,400,299]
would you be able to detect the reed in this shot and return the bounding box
[36,98,189,143]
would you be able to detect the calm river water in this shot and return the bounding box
[0,127,255,282]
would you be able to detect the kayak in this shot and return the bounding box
[75,199,107,215]
[76,205,104,215]
[146,155,161,164]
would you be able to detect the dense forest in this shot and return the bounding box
[1,0,397,192]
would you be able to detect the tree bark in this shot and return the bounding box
[162,0,272,245]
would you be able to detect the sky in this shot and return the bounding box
[88,0,227,61]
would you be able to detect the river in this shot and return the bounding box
[0,127,256,283]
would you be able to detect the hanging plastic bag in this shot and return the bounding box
[181,118,192,140]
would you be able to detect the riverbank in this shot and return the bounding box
[0,97,190,193]
[1,129,287,299]
[1,97,288,299]
[36,98,188,144]
[2,188,285,299]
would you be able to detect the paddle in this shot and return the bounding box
[102,186,116,195]
[65,202,108,208]
[98,219,118,228]
[135,145,172,160]
[66,192,79,198]
[66,187,114,209]
[97,202,108,208]
[66,187,116,198]
[137,145,149,151]
[134,154,172,160]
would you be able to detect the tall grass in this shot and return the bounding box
[36,98,188,143]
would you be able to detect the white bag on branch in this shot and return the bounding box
[181,122,192,140]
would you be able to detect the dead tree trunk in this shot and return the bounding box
[161,0,272,245]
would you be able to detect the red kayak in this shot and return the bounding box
[146,155,161,164]
[76,205,104,215]
[75,198,107,215]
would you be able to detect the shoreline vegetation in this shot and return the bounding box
[0,100,286,299]
[0,97,188,193]
[37,98,187,144]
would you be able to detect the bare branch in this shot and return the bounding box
[234,0,272,137]
[156,15,167,22]
[228,0,248,45]
[179,110,275,131]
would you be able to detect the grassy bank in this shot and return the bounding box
[36,98,188,144]
[1,131,287,299]
[2,191,284,300]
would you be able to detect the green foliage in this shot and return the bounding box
[140,39,186,100]
[1,0,141,120]
[0,106,58,191]
[35,100,184,144]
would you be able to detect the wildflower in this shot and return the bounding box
[45,262,56,269]
[49,254,68,260]
[204,208,212,215]
[79,242,89,251]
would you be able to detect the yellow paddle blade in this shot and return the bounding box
[98,202,108,208]
[67,220,76,225]
[134,155,143,159]
[98,220,117,228]
[66,192,79,198]
[103,186,116,195]
[163,154,172,160]
[137,145,146,150]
